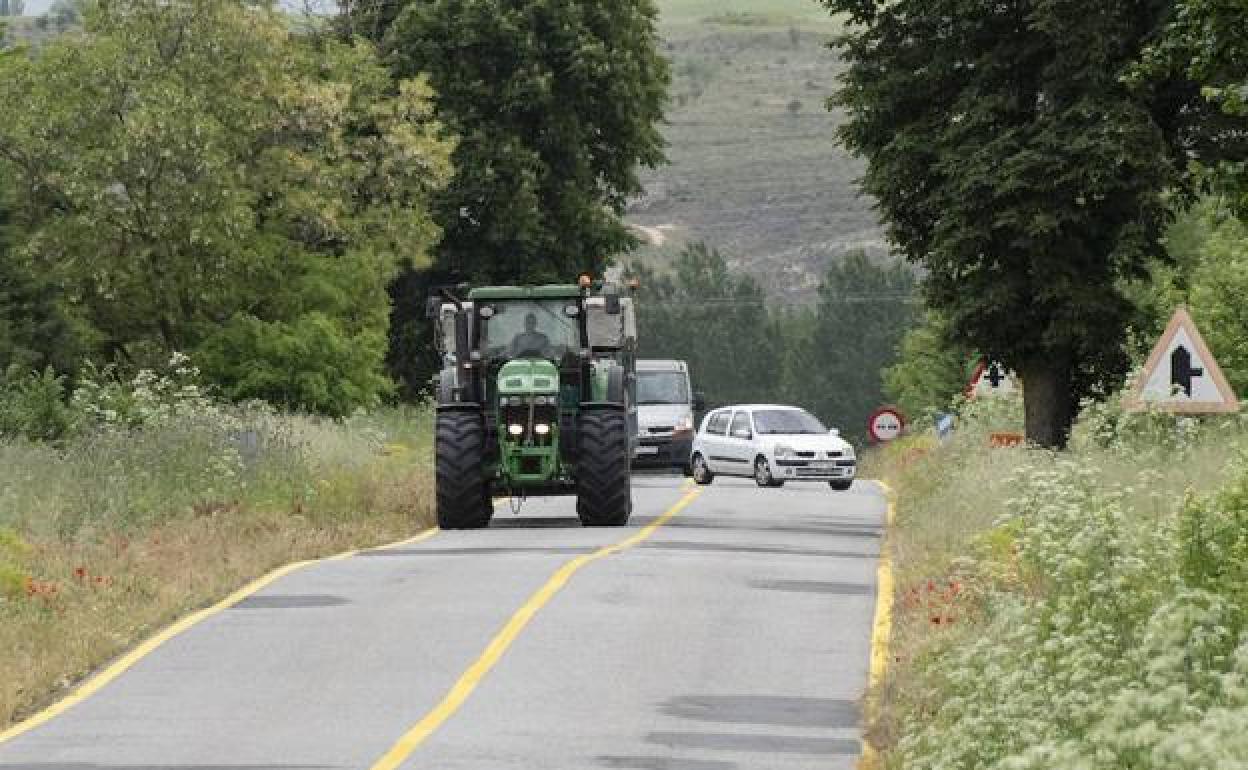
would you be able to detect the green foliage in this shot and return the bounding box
[384,0,669,280]
[0,366,76,442]
[826,0,1189,446]
[0,177,84,375]
[371,0,669,396]
[805,252,917,438]
[0,1,453,414]
[883,311,972,420]
[197,313,392,417]
[629,244,916,440]
[890,404,1248,769]
[629,242,782,409]
[1135,0,1248,216]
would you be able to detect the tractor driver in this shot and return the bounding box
[511,312,551,357]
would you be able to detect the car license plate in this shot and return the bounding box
[810,462,833,470]
[634,446,659,456]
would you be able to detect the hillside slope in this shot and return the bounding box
[627,0,886,299]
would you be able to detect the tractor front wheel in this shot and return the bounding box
[435,410,493,529]
[576,409,632,527]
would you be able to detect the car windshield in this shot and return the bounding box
[753,409,827,435]
[636,371,689,405]
[480,300,580,359]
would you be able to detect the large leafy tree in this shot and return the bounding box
[0,1,453,414]
[351,0,669,396]
[825,0,1210,446]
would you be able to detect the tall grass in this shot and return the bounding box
[866,391,1248,768]
[0,388,434,727]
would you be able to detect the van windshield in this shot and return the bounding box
[754,409,826,435]
[637,371,689,405]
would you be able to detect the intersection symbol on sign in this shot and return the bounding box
[1126,307,1239,414]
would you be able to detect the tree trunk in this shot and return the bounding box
[1021,355,1075,449]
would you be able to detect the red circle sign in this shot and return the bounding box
[868,407,905,443]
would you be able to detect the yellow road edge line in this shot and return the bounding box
[369,488,704,770]
[861,481,896,770]
[0,526,440,745]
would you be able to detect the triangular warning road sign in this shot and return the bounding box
[1125,307,1239,414]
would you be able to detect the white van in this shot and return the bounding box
[632,360,704,473]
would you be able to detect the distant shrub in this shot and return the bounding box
[0,366,78,442]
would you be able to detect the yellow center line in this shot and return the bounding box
[0,527,440,746]
[368,487,703,770]
[861,481,896,769]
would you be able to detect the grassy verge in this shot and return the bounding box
[862,392,1248,768]
[0,406,433,729]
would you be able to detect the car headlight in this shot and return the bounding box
[675,416,694,432]
[775,445,796,459]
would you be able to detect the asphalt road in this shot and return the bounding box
[0,475,885,770]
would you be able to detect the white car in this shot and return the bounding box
[690,404,856,490]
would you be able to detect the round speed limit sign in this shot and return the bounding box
[868,407,905,443]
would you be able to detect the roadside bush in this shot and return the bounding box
[0,366,77,442]
[880,397,1248,769]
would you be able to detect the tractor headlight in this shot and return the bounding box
[508,424,524,436]
[775,445,796,459]
[534,423,551,436]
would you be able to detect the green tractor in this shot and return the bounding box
[430,279,637,529]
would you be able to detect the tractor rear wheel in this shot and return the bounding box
[435,410,493,529]
[576,409,632,527]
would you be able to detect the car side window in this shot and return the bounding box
[729,411,752,439]
[706,411,729,435]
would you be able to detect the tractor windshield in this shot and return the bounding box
[480,300,580,360]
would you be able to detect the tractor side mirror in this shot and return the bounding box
[425,297,441,320]
[693,391,707,412]
[603,284,621,315]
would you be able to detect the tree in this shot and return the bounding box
[804,252,917,439]
[0,1,453,414]
[1135,0,1248,216]
[359,0,669,396]
[0,172,82,375]
[825,0,1204,446]
[883,312,974,421]
[627,242,782,409]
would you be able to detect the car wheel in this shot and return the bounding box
[692,453,714,485]
[754,456,783,488]
[829,480,853,491]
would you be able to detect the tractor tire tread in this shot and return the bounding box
[435,410,493,529]
[576,410,632,527]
